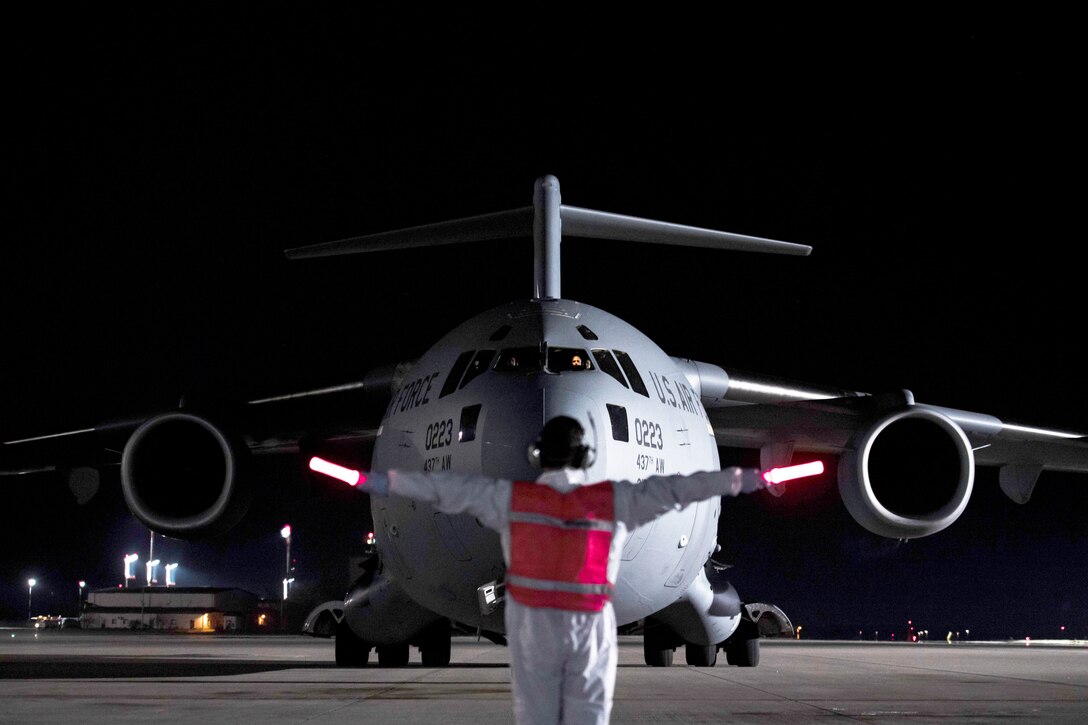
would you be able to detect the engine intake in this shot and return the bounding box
[838,407,973,539]
[120,412,251,537]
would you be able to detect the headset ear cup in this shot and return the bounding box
[570,444,594,469]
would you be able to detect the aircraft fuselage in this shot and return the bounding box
[370,297,722,630]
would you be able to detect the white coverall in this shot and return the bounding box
[368,466,753,725]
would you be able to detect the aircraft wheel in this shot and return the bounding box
[643,631,674,667]
[420,619,452,667]
[377,642,410,667]
[725,637,760,667]
[334,620,371,667]
[684,643,717,667]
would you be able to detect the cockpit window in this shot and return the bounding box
[440,350,476,398]
[592,349,628,389]
[576,325,599,341]
[547,348,593,373]
[613,350,649,397]
[459,349,495,389]
[496,347,543,373]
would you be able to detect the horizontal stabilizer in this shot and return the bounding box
[560,205,811,255]
[285,208,534,259]
[285,203,810,260]
[286,176,811,300]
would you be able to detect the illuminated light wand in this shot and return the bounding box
[308,456,824,490]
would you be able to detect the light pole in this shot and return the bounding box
[78,580,86,616]
[165,563,178,587]
[124,553,139,587]
[281,525,292,577]
[280,525,292,630]
[27,578,37,620]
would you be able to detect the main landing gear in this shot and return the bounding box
[335,618,452,667]
[642,616,760,668]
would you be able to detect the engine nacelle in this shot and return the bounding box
[838,407,974,539]
[120,412,251,537]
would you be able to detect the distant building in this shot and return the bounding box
[82,587,259,632]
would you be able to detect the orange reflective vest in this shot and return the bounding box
[506,480,616,612]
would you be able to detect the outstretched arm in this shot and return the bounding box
[362,470,511,531]
[614,467,764,529]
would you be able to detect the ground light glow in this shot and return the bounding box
[309,456,365,486]
[762,460,825,485]
[123,553,139,586]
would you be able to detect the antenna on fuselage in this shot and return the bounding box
[285,175,812,301]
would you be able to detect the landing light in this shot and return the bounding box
[762,460,825,485]
[309,456,365,486]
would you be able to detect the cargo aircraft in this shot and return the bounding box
[5,176,1087,668]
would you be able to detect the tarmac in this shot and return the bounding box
[1,630,1086,724]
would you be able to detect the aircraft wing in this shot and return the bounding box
[699,366,1088,536]
[0,363,406,536]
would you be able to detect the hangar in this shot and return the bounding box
[81,587,260,632]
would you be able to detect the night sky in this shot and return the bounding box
[3,11,1085,639]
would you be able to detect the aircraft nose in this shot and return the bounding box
[544,388,606,478]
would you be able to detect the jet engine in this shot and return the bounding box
[838,406,974,539]
[120,412,252,537]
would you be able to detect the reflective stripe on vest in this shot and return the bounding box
[507,480,615,612]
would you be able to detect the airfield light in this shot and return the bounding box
[308,456,364,486]
[165,563,178,587]
[146,559,160,586]
[124,553,139,586]
[762,460,825,485]
[27,579,36,619]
